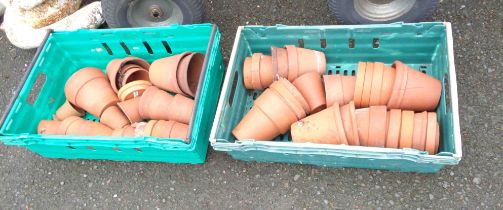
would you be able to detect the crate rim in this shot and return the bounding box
[209,22,462,161]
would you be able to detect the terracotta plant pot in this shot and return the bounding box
[139,86,174,120]
[379,66,396,105]
[412,111,428,151]
[369,62,384,106]
[177,52,205,97]
[64,67,119,118]
[385,109,402,148]
[117,80,152,101]
[296,47,326,76]
[355,107,370,146]
[165,94,194,124]
[121,67,149,87]
[100,105,129,129]
[53,100,85,121]
[37,120,62,135]
[390,61,442,111]
[353,62,366,108]
[143,120,158,136]
[106,57,150,92]
[324,75,356,107]
[285,45,299,81]
[339,101,360,146]
[271,46,288,78]
[149,52,190,95]
[425,112,438,154]
[117,97,142,124]
[57,116,82,135]
[150,120,189,139]
[66,118,113,136]
[291,103,347,144]
[293,72,326,113]
[368,106,387,147]
[360,62,374,107]
[399,110,414,148]
[112,125,135,137]
[243,53,274,90]
[232,79,307,141]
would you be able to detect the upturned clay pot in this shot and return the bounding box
[177,52,204,97]
[64,67,118,118]
[121,67,149,87]
[385,109,402,148]
[379,66,396,105]
[368,106,387,147]
[37,120,62,135]
[243,53,274,90]
[149,52,190,95]
[340,101,360,146]
[270,78,310,118]
[117,80,152,101]
[324,75,356,107]
[291,104,347,144]
[150,120,188,139]
[393,61,442,111]
[412,111,428,151]
[139,86,174,120]
[369,62,384,106]
[296,47,326,76]
[360,62,374,107]
[66,118,113,136]
[106,57,150,92]
[100,105,129,129]
[271,46,288,78]
[165,94,194,124]
[354,62,366,107]
[53,100,85,121]
[285,45,299,81]
[293,72,326,113]
[399,110,414,148]
[355,107,370,146]
[232,79,305,140]
[117,97,142,124]
[425,112,438,154]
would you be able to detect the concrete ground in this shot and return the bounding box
[1,0,502,209]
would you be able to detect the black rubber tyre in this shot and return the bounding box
[328,0,438,24]
[102,0,203,28]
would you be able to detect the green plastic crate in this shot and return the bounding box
[0,24,224,163]
[210,22,461,173]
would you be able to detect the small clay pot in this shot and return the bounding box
[394,61,442,111]
[355,107,370,146]
[368,106,387,147]
[177,52,204,97]
[64,67,118,118]
[293,72,326,113]
[117,80,152,101]
[324,75,356,107]
[291,104,347,144]
[121,67,149,87]
[354,62,366,108]
[360,62,374,107]
[57,116,81,135]
[435,124,440,154]
[149,52,190,95]
[399,110,414,148]
[250,53,263,89]
[112,125,136,137]
[117,97,142,124]
[165,94,194,124]
[144,120,158,136]
[385,109,402,148]
[412,111,428,151]
[379,66,396,105]
[387,61,408,109]
[285,45,299,81]
[53,100,85,121]
[37,120,62,135]
[271,46,288,78]
[138,86,174,120]
[259,55,274,89]
[296,47,326,76]
[270,78,310,118]
[106,57,150,93]
[243,53,274,90]
[66,118,113,136]
[369,62,384,106]
[340,101,360,146]
[150,120,188,139]
[425,112,438,154]
[100,105,129,129]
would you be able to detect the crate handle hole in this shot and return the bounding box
[343,70,348,75]
[142,41,153,54]
[101,43,113,55]
[328,70,333,75]
[372,38,379,48]
[26,73,46,105]
[120,42,131,55]
[134,148,143,152]
[67,146,76,150]
[335,70,340,75]
[298,39,304,48]
[162,41,172,54]
[351,70,356,76]
[320,39,327,49]
[348,38,355,48]
[228,71,239,107]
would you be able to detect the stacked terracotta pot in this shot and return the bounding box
[233,48,443,154]
[37,52,204,139]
